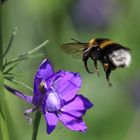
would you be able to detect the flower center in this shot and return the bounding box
[38,80,46,94]
[45,90,62,112]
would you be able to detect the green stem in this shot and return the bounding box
[0,2,10,140]
[3,40,49,69]
[11,79,33,92]
[32,111,41,140]
[3,27,17,58]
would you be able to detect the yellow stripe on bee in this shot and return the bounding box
[100,40,114,49]
[88,38,95,48]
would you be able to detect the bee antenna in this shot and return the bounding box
[71,38,81,43]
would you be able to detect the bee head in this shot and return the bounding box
[89,38,98,48]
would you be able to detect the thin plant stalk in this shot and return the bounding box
[3,27,18,58]
[32,111,41,140]
[3,40,49,69]
[0,2,10,140]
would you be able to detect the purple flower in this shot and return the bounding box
[5,59,93,134]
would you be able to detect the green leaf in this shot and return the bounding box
[3,27,18,58]
[4,77,33,92]
[3,40,49,70]
[3,63,18,74]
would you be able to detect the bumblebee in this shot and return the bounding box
[61,38,131,86]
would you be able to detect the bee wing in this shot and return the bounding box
[61,43,88,58]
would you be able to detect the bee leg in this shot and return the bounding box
[93,59,100,77]
[103,63,112,87]
[71,38,81,44]
[83,58,95,74]
[83,54,96,74]
[90,57,100,76]
[106,69,112,87]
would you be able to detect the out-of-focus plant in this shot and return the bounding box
[0,1,93,140]
[0,2,49,139]
[0,27,49,140]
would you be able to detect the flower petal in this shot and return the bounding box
[5,85,33,104]
[43,112,58,134]
[49,70,82,102]
[33,59,54,105]
[61,95,93,117]
[35,59,54,80]
[59,112,87,132]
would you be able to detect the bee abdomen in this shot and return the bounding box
[108,49,131,67]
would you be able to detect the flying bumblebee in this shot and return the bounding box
[61,38,131,86]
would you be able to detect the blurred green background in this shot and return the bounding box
[2,0,140,140]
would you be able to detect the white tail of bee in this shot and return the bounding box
[109,49,131,67]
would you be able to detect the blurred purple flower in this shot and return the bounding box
[71,0,120,31]
[5,59,93,134]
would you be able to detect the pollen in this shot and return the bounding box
[38,80,46,94]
